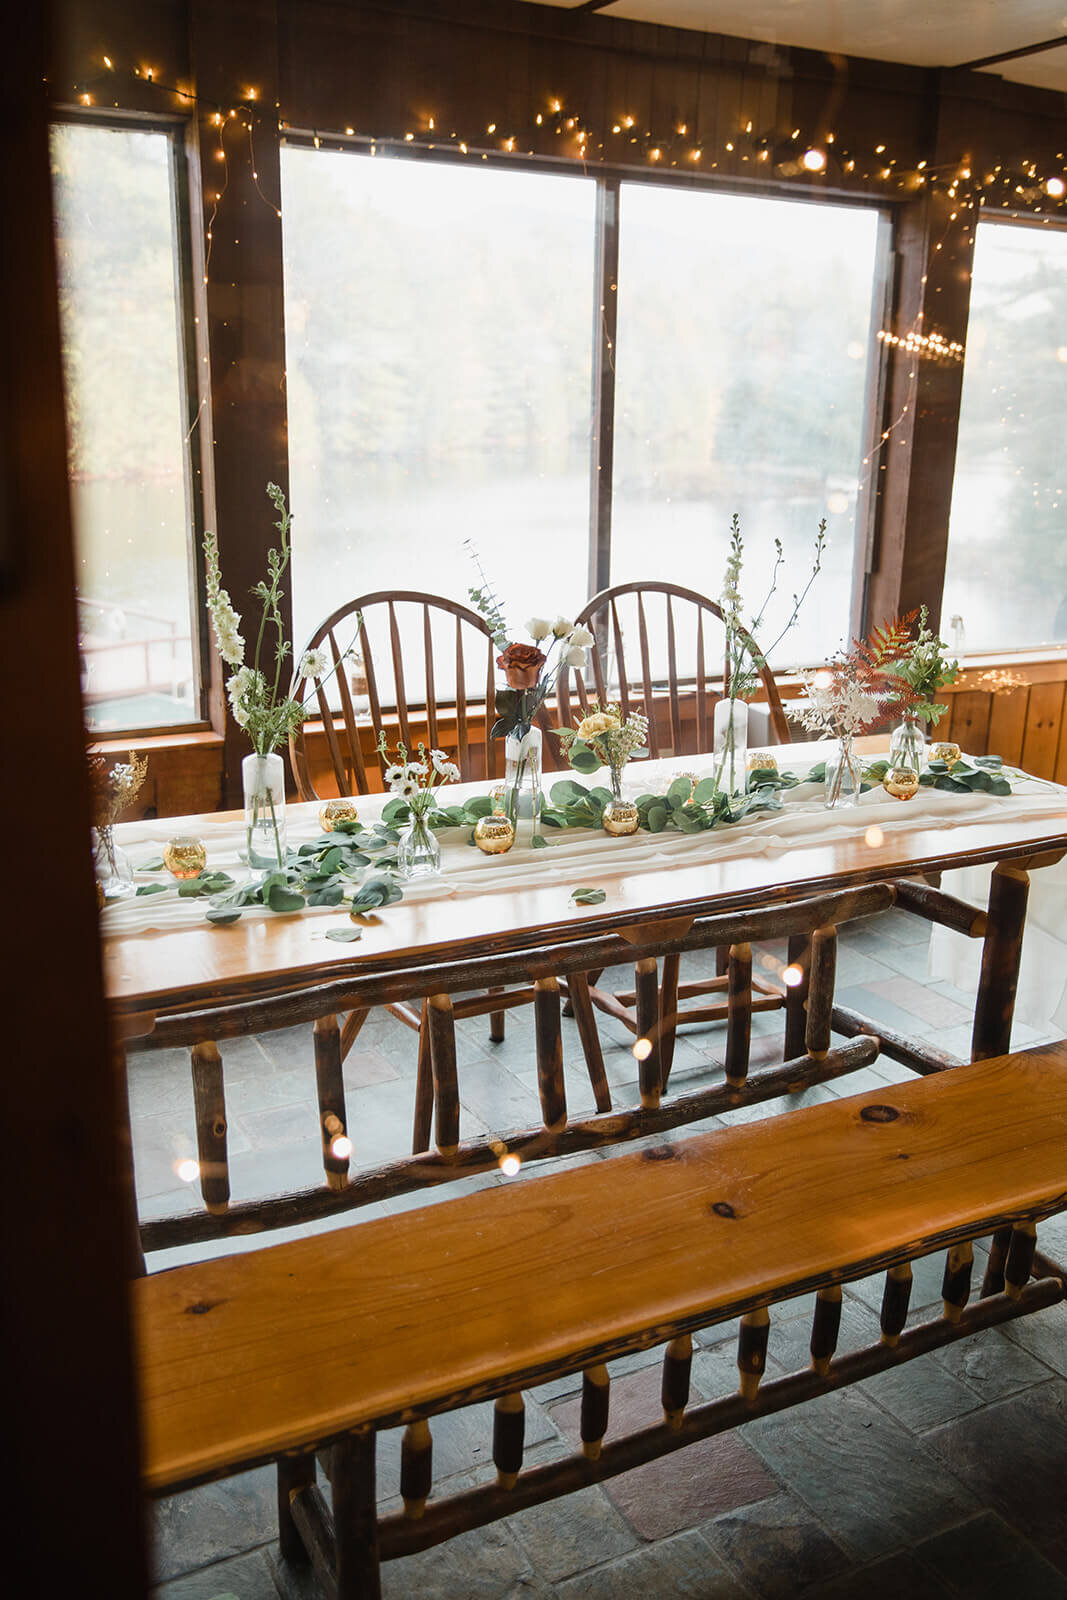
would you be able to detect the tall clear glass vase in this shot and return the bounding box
[242,750,287,869]
[503,725,543,837]
[713,698,748,795]
[824,735,861,808]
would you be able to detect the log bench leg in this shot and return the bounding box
[333,1431,382,1600]
[972,863,1030,1062]
[277,1450,316,1566]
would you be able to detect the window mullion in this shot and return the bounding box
[588,175,620,600]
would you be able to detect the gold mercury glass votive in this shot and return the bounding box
[930,742,962,766]
[602,798,640,836]
[318,797,359,831]
[882,767,921,801]
[474,813,515,854]
[746,751,779,776]
[164,835,207,879]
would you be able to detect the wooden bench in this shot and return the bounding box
[137,1042,1067,1597]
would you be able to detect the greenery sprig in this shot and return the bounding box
[888,605,960,724]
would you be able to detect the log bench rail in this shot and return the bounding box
[138,1042,1067,1597]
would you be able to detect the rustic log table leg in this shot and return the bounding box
[971,862,1030,1062]
[427,993,460,1157]
[534,976,567,1134]
[277,1450,316,1565]
[634,957,662,1110]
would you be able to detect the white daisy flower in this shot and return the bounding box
[299,648,329,680]
[384,763,406,786]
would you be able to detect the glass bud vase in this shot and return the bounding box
[242,750,287,870]
[824,735,861,808]
[713,697,748,795]
[503,724,543,836]
[889,712,927,774]
[397,804,441,879]
[93,828,134,900]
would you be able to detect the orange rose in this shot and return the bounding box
[496,642,546,689]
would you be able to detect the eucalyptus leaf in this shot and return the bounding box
[531,834,548,849]
[692,778,717,805]
[647,804,668,833]
[325,926,363,943]
[267,883,305,913]
[570,886,607,905]
[568,745,602,774]
[319,847,345,875]
[137,857,166,872]
[667,776,693,806]
[135,883,169,896]
[206,909,243,925]
[307,884,345,906]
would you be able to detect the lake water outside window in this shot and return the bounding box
[51,121,197,732]
[943,218,1067,652]
[612,183,882,671]
[280,145,597,696]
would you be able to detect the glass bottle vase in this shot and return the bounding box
[242,750,287,869]
[92,828,134,900]
[713,697,748,795]
[824,735,861,808]
[503,724,543,835]
[397,805,441,878]
[889,712,927,774]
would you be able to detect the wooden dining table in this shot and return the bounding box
[103,740,1067,1256]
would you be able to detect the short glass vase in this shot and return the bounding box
[824,736,861,809]
[397,806,441,879]
[242,750,287,870]
[93,828,134,900]
[889,712,927,774]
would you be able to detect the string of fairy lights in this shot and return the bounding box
[71,55,1066,503]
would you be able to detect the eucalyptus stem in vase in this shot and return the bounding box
[204,483,353,870]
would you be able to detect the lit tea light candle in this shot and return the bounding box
[318,797,359,831]
[164,836,207,879]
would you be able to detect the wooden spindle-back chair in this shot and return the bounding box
[557,580,792,1066]
[287,589,608,1118]
[557,580,790,755]
[289,591,502,799]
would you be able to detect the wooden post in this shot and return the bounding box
[738,1307,770,1402]
[567,972,612,1113]
[941,1240,974,1322]
[427,993,459,1157]
[412,1000,434,1155]
[534,976,567,1134]
[805,926,837,1061]
[661,1333,692,1429]
[314,1013,350,1191]
[400,1419,433,1519]
[659,951,680,1087]
[810,1284,842,1375]
[880,1262,913,1346]
[277,1451,316,1564]
[581,1365,611,1460]
[332,1431,382,1599]
[972,863,1030,1061]
[783,933,811,1061]
[725,943,752,1089]
[190,1040,229,1213]
[634,957,662,1110]
[493,1392,526,1489]
[488,985,506,1045]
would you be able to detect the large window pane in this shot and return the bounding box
[280,147,596,670]
[51,122,197,731]
[611,184,881,668]
[943,220,1067,652]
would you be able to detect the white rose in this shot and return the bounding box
[568,625,594,647]
[564,645,588,668]
[552,616,574,639]
[525,617,552,642]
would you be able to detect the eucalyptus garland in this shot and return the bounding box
[131,755,1016,925]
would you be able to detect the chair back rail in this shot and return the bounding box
[289,591,500,799]
[557,580,790,754]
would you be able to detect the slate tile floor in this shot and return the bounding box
[136,911,1067,1598]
